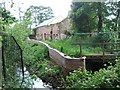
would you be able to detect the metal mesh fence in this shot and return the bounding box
[1,34,24,88]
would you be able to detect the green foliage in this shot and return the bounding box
[10,14,63,88]
[23,43,48,66]
[2,0,119,88]
[0,5,16,33]
[45,39,80,57]
[69,2,99,33]
[25,5,54,26]
[1,35,24,88]
[44,37,103,57]
[22,42,63,88]
[115,58,120,84]
[10,13,60,88]
[65,58,120,88]
[94,32,114,43]
[93,31,117,51]
[82,68,117,88]
[11,19,31,47]
[0,9,16,25]
[106,1,120,31]
[69,1,119,33]
[0,9,15,24]
[0,3,16,25]
[66,69,91,88]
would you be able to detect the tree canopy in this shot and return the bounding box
[0,3,16,33]
[25,5,54,27]
[69,1,120,33]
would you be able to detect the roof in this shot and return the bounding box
[36,15,66,28]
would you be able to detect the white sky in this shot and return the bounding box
[1,0,72,19]
[1,0,119,19]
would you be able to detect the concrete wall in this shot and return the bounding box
[28,39,85,72]
[48,46,85,71]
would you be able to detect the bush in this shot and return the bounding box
[65,58,120,88]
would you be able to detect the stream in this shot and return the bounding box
[17,67,53,89]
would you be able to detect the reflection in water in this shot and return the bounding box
[32,78,45,88]
[17,67,51,89]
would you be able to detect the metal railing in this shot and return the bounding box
[73,42,120,57]
[72,31,120,57]
[0,33,24,88]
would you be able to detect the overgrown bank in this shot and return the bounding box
[22,43,65,88]
[8,20,65,88]
[12,27,120,88]
[6,20,120,89]
[26,39,120,89]
[65,58,120,88]
[44,35,113,58]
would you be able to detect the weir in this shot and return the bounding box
[28,38,120,72]
[28,39,85,72]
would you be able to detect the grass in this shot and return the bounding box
[44,37,103,57]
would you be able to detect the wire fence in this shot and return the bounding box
[0,33,24,88]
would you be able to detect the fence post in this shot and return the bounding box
[102,43,105,56]
[82,56,86,70]
[1,37,6,82]
[80,44,82,57]
[0,40,2,87]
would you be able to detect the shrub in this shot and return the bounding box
[65,58,120,88]
[44,38,103,57]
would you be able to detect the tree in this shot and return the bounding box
[0,2,16,33]
[69,1,110,33]
[69,2,98,33]
[114,1,120,31]
[97,2,102,32]
[25,5,54,27]
[103,1,120,32]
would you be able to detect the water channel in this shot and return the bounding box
[17,67,53,89]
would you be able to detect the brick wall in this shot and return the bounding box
[36,18,71,40]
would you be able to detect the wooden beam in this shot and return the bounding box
[80,44,82,57]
